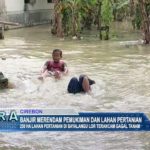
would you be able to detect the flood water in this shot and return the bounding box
[0,25,150,149]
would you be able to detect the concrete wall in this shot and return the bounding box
[5,0,54,12]
[0,0,7,21]
[27,0,54,11]
[5,0,24,12]
[4,0,54,26]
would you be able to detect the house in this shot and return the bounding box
[0,0,54,26]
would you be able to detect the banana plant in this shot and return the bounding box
[51,0,64,37]
[63,0,82,36]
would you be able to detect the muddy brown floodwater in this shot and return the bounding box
[0,25,150,150]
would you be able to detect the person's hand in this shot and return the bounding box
[54,71,61,79]
[38,76,44,81]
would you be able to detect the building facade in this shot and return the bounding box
[0,0,54,26]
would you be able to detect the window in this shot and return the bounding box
[25,0,30,4]
[47,0,52,3]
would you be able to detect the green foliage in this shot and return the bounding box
[134,4,142,30]
[146,3,150,16]
[101,0,113,26]
[111,0,130,21]
[115,0,129,10]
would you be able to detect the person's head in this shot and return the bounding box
[52,49,62,62]
[0,72,8,89]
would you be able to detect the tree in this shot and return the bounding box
[111,0,150,44]
[101,0,113,40]
[111,0,130,21]
[139,0,150,44]
[52,0,82,37]
[65,0,81,36]
[51,0,64,37]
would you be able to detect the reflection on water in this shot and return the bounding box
[0,25,150,150]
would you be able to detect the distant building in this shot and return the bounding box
[0,0,54,26]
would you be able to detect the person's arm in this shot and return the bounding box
[38,61,49,80]
[63,63,68,75]
[82,76,91,94]
[41,61,49,73]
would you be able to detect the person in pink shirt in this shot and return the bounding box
[38,49,68,80]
